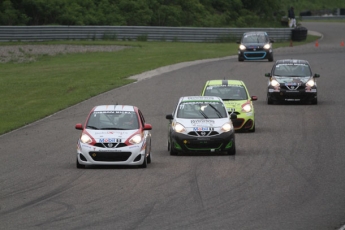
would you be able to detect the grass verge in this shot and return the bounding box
[0,36,319,135]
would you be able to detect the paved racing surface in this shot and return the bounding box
[1,22,345,230]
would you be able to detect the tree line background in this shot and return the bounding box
[0,0,344,27]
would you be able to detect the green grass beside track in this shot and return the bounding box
[0,36,319,135]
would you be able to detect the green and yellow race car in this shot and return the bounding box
[201,80,257,132]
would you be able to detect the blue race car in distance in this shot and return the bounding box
[237,31,274,62]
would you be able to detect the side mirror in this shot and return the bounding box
[229,113,237,120]
[144,124,152,130]
[314,73,320,78]
[270,39,274,43]
[251,96,258,101]
[236,40,241,44]
[75,123,83,130]
[166,114,173,120]
[265,73,271,77]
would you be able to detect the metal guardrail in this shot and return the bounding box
[0,26,293,42]
[300,15,345,20]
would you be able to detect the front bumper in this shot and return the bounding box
[238,49,273,60]
[77,141,146,166]
[170,131,235,153]
[268,89,317,102]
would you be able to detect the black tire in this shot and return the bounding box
[238,56,244,62]
[268,56,274,62]
[146,141,152,163]
[248,123,255,132]
[168,139,178,156]
[311,98,318,105]
[267,94,273,105]
[139,154,147,168]
[227,141,236,155]
[76,157,85,169]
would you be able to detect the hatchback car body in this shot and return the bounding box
[201,80,257,132]
[75,105,152,168]
[166,96,236,155]
[265,59,320,104]
[237,31,274,62]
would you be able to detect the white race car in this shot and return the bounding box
[75,105,152,168]
[166,96,237,155]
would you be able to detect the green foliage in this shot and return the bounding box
[0,0,345,27]
[1,0,344,26]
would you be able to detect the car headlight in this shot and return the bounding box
[80,134,92,144]
[129,134,143,144]
[263,43,271,49]
[242,103,252,112]
[306,79,315,87]
[270,79,280,87]
[221,123,232,132]
[173,122,185,133]
[239,44,246,50]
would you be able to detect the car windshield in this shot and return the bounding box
[86,111,139,130]
[273,64,311,77]
[203,85,248,100]
[243,34,268,43]
[177,101,227,119]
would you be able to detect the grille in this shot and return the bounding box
[89,152,131,162]
[94,143,127,148]
[187,131,219,136]
[232,118,245,129]
[244,51,267,59]
[281,85,306,91]
[185,141,222,149]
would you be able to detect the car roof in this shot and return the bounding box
[179,96,223,103]
[243,31,268,36]
[92,105,136,112]
[274,59,310,65]
[205,79,245,87]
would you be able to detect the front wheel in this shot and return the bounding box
[168,139,178,156]
[267,94,273,105]
[248,123,255,132]
[139,155,147,168]
[227,141,236,155]
[76,157,85,169]
[311,98,318,105]
[147,141,152,164]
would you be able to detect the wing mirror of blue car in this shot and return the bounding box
[236,40,241,44]
[75,123,83,130]
[251,96,258,101]
[265,73,271,77]
[144,124,152,130]
[166,114,173,120]
[314,73,320,78]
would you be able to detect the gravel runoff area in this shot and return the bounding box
[0,45,128,63]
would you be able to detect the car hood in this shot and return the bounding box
[274,76,311,84]
[242,42,267,47]
[175,118,230,128]
[86,129,137,142]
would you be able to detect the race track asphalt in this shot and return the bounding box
[1,22,345,230]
